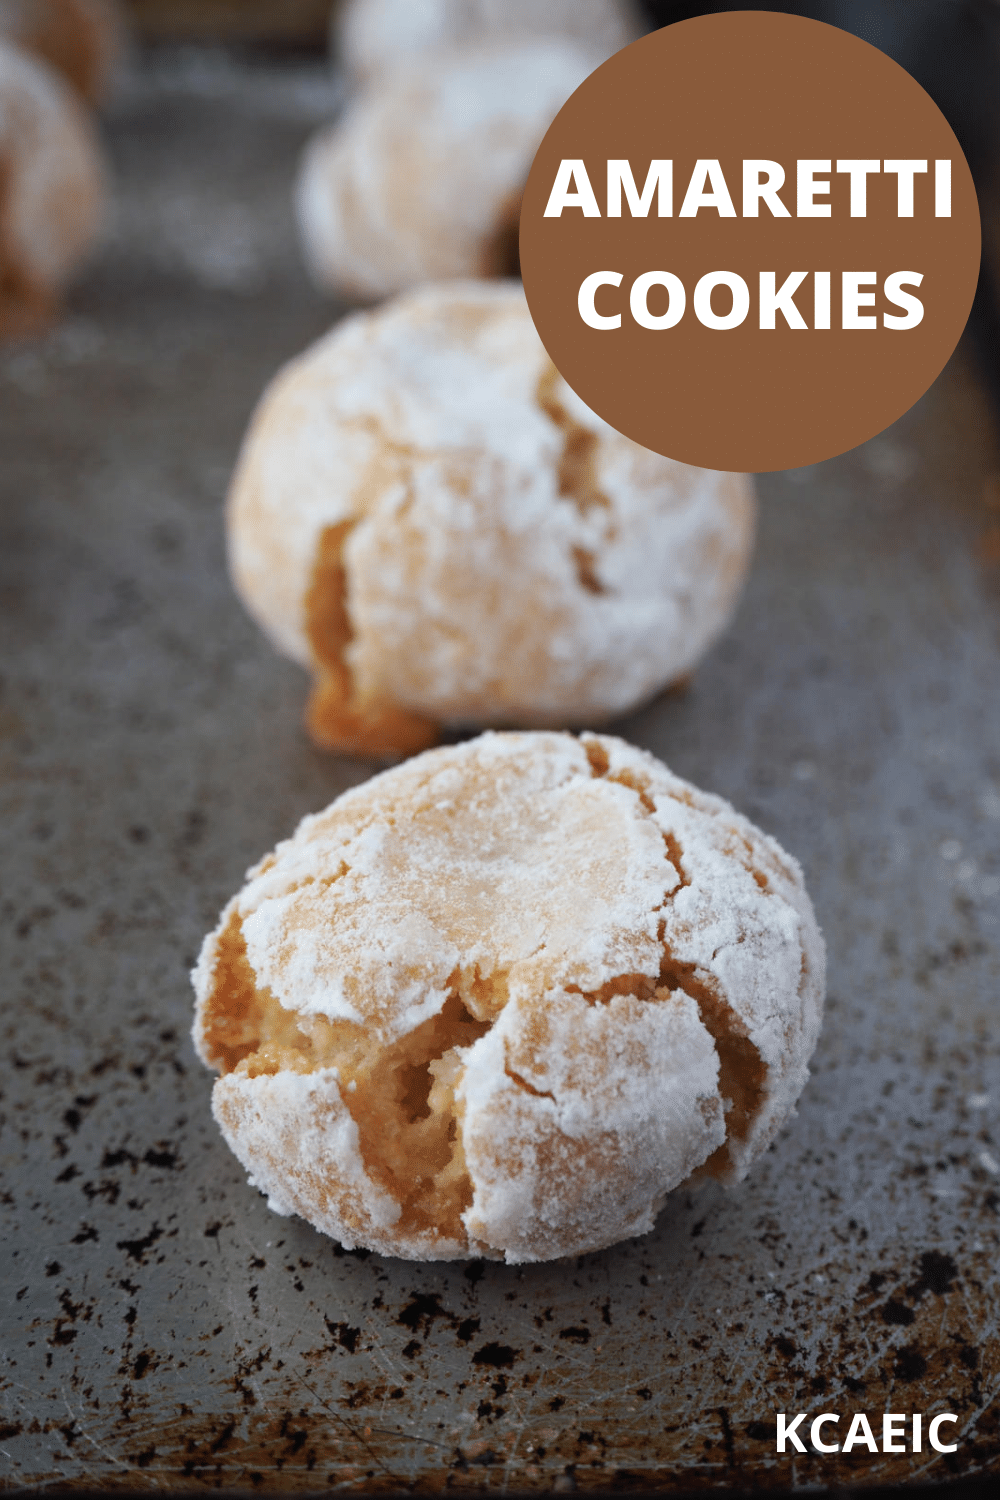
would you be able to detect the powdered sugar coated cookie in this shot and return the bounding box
[228,280,755,756]
[193,731,825,1262]
[296,40,594,301]
[0,39,107,335]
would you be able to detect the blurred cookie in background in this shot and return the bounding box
[0,0,123,104]
[227,280,756,758]
[0,38,108,338]
[296,39,593,301]
[335,0,644,89]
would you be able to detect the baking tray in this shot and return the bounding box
[1,48,999,1494]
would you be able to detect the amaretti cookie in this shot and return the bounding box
[228,280,756,757]
[0,0,122,104]
[336,0,643,88]
[192,731,825,1263]
[0,39,107,336]
[295,40,594,300]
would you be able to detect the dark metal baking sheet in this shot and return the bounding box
[1,48,999,1494]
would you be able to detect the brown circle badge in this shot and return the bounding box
[519,11,981,472]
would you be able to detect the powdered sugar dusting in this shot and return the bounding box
[461,987,724,1262]
[192,731,825,1262]
[295,40,596,301]
[213,1068,421,1251]
[227,280,756,733]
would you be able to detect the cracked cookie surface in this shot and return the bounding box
[192,731,825,1263]
[228,280,756,756]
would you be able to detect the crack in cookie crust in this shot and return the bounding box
[581,737,770,1179]
[201,916,490,1250]
[305,519,437,756]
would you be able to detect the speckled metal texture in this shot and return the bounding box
[1,49,999,1496]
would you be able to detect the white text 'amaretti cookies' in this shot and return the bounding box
[0,39,107,336]
[193,731,826,1263]
[296,40,595,301]
[335,0,644,88]
[228,280,756,757]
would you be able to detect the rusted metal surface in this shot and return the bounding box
[2,50,999,1495]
